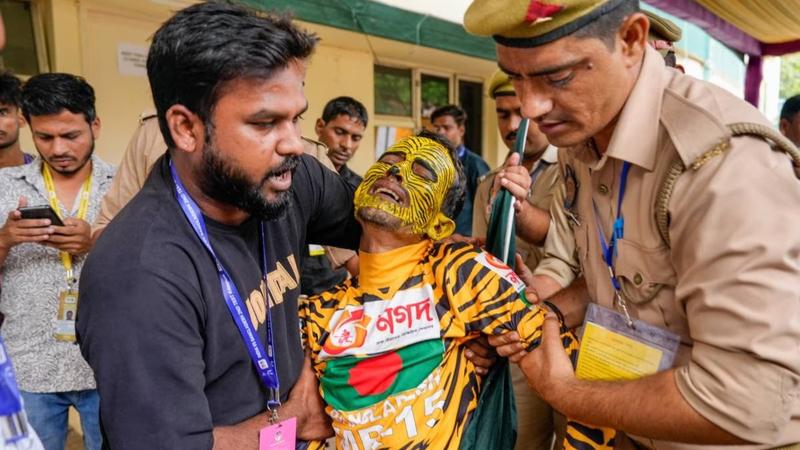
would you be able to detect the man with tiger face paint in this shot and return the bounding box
[353,132,460,241]
[300,131,613,449]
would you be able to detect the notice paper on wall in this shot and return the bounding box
[117,43,148,77]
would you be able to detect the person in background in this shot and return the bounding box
[300,96,367,296]
[0,72,33,168]
[0,13,46,450]
[780,94,800,147]
[315,96,367,187]
[0,72,114,450]
[431,104,489,237]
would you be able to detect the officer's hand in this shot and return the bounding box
[518,313,577,401]
[46,218,92,256]
[487,332,527,363]
[0,197,53,250]
[491,153,532,211]
[465,336,497,375]
[514,254,543,305]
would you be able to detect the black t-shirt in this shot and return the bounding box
[77,154,360,449]
[299,164,363,296]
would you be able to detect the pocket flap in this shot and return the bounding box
[614,238,676,304]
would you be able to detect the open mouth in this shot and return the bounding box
[375,187,402,204]
[264,156,299,191]
[266,169,293,191]
[370,179,407,206]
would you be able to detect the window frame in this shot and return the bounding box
[0,0,50,76]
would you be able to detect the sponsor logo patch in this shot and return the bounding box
[320,286,440,359]
[474,251,526,292]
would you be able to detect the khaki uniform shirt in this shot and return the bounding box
[93,112,356,268]
[472,145,575,286]
[555,46,800,449]
[93,111,163,233]
[533,150,580,287]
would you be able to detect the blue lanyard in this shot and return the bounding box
[169,161,281,411]
[592,161,631,292]
[23,154,33,165]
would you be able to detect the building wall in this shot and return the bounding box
[18,0,504,176]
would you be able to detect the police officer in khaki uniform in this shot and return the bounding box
[515,9,684,308]
[473,70,576,450]
[465,0,800,448]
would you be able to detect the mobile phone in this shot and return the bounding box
[18,205,64,226]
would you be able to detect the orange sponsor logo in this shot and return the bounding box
[323,308,372,355]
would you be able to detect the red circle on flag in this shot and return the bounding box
[348,351,402,396]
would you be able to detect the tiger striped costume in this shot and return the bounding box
[301,240,614,449]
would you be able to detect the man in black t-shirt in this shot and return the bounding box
[76,3,359,449]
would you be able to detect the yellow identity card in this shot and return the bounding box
[576,303,679,381]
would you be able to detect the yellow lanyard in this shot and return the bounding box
[42,163,92,288]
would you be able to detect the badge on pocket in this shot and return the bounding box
[575,303,679,381]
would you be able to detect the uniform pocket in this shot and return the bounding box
[614,238,676,305]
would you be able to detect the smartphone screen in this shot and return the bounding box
[18,205,65,226]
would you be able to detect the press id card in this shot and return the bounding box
[575,303,680,381]
[308,244,325,257]
[259,417,296,450]
[55,289,79,342]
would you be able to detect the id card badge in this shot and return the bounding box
[575,303,680,381]
[54,289,79,342]
[259,416,296,450]
[308,244,325,257]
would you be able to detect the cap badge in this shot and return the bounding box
[525,1,565,25]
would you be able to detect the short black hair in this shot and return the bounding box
[781,95,800,121]
[572,0,640,49]
[20,73,96,124]
[147,0,319,148]
[430,104,467,127]
[416,129,465,220]
[321,96,368,126]
[0,72,22,108]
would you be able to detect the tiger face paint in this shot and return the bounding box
[355,136,456,240]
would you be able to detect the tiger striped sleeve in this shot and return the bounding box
[299,289,337,355]
[433,243,547,348]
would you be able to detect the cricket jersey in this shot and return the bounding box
[301,240,553,449]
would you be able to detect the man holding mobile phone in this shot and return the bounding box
[0,73,114,450]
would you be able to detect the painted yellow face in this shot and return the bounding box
[354,136,457,240]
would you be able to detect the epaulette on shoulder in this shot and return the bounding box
[138,109,157,123]
[655,121,800,247]
[301,136,326,150]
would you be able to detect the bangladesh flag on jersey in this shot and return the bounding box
[320,339,444,411]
